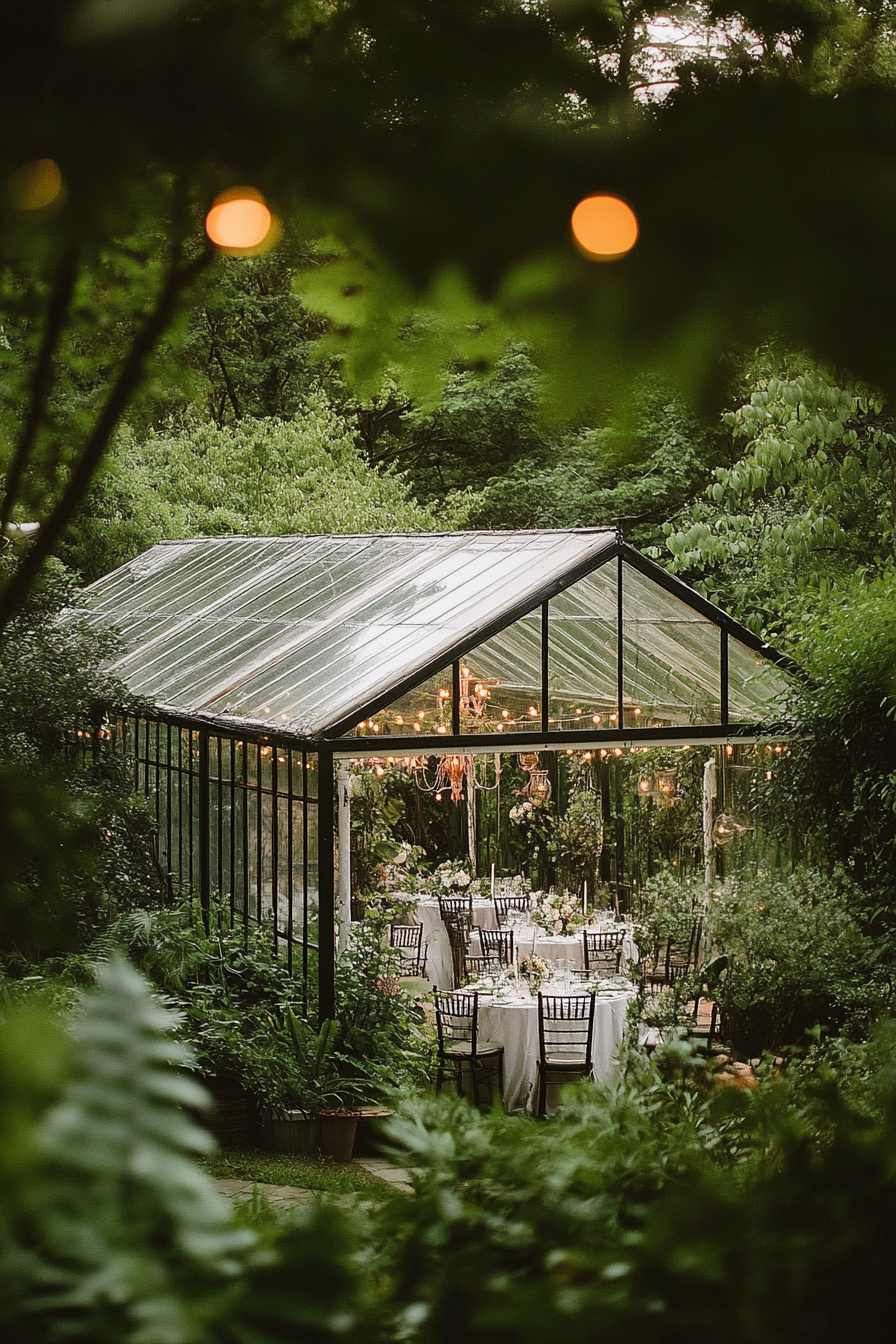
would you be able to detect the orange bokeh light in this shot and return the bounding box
[571,194,638,260]
[8,158,63,212]
[205,188,273,252]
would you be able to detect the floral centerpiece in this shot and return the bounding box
[531,889,588,937]
[518,953,551,994]
[428,859,489,897]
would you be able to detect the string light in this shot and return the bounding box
[592,714,602,724]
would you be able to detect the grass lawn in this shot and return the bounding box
[203,1145,390,1196]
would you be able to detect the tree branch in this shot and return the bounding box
[0,245,214,634]
[0,243,79,534]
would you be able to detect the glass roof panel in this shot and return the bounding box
[622,564,721,727]
[727,635,789,719]
[80,532,789,739]
[82,531,617,733]
[548,564,617,729]
[459,614,542,735]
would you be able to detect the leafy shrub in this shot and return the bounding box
[634,867,708,954]
[122,893,435,1111]
[706,866,889,1053]
[120,899,308,1097]
[0,957,366,1344]
[0,559,163,960]
[373,1033,896,1344]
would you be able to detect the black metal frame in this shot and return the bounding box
[112,711,320,1017]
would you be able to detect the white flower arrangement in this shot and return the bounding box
[427,859,488,896]
[518,953,552,993]
[531,889,588,937]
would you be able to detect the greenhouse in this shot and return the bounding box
[80,527,791,1016]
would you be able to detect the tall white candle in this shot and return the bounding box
[491,862,495,895]
[583,880,588,912]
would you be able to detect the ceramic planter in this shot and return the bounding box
[261,1110,321,1155]
[319,1111,361,1162]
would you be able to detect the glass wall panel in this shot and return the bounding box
[727,636,789,720]
[122,716,316,997]
[548,564,618,729]
[623,565,721,727]
[459,614,542,735]
[350,664,455,738]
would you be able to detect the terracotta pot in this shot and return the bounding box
[261,1110,321,1155]
[319,1111,361,1162]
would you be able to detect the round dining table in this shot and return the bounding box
[512,925,639,971]
[475,984,634,1112]
[414,896,498,989]
[413,897,639,989]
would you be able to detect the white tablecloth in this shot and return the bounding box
[477,988,633,1111]
[513,927,639,970]
[414,897,498,988]
[413,898,638,989]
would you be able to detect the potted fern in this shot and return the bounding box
[260,1014,346,1155]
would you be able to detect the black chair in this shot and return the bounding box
[434,990,505,1107]
[666,917,703,977]
[688,995,723,1047]
[389,922,427,976]
[582,928,624,977]
[535,993,596,1117]
[477,926,514,967]
[439,893,474,919]
[494,894,530,926]
[463,953,499,983]
[442,909,473,989]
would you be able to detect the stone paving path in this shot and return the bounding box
[355,1157,414,1193]
[214,1159,414,1210]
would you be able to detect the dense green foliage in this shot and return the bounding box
[5,960,896,1344]
[117,894,434,1112]
[662,352,896,636]
[60,395,446,582]
[706,866,890,1053]
[0,560,162,959]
